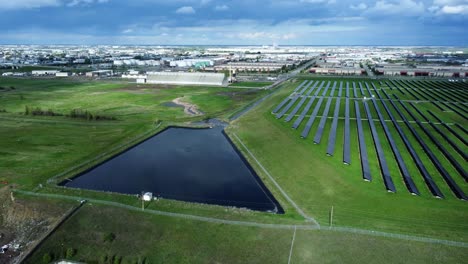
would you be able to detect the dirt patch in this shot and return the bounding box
[172,97,203,116]
[0,187,72,264]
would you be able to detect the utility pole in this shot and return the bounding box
[330,206,334,228]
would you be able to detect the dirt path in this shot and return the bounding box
[172,97,203,116]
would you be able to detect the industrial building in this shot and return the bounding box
[140,72,227,86]
[308,67,365,75]
[374,65,468,77]
[32,70,59,76]
[213,62,292,72]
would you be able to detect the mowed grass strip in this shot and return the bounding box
[25,202,468,264]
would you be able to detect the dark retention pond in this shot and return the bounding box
[63,126,283,213]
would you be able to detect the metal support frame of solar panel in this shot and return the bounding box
[292,82,326,129]
[284,81,319,122]
[394,95,466,200]
[406,81,446,111]
[427,81,467,101]
[390,80,405,95]
[338,81,343,97]
[402,80,430,101]
[427,110,468,156]
[363,99,396,192]
[346,82,350,98]
[409,103,468,181]
[395,80,420,100]
[313,96,333,144]
[439,101,468,120]
[370,87,419,194]
[343,98,351,165]
[326,97,341,156]
[329,81,337,97]
[358,82,366,96]
[379,93,444,197]
[354,100,372,181]
[455,123,468,135]
[352,82,358,98]
[301,96,325,138]
[272,80,308,113]
[276,81,314,119]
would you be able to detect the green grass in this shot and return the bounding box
[26,202,468,264]
[0,77,268,189]
[2,76,468,263]
[229,81,273,87]
[228,77,468,241]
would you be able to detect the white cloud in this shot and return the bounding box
[350,3,367,10]
[440,4,468,14]
[67,0,108,7]
[175,6,195,14]
[214,4,229,11]
[0,0,61,9]
[365,0,426,16]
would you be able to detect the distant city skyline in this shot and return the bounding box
[0,0,467,45]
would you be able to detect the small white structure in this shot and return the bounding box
[142,192,153,201]
[56,72,71,77]
[32,70,59,76]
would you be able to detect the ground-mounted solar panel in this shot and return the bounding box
[363,100,396,192]
[428,110,468,146]
[440,102,468,120]
[292,82,326,129]
[427,110,468,161]
[370,92,419,194]
[293,80,309,92]
[409,103,468,181]
[313,97,333,144]
[346,82,350,98]
[359,82,366,96]
[353,82,358,98]
[329,81,337,97]
[456,123,468,135]
[354,101,372,181]
[293,97,316,129]
[338,81,343,97]
[321,81,331,97]
[343,98,351,165]
[285,82,319,122]
[315,81,328,96]
[272,80,308,113]
[301,97,324,138]
[326,98,341,156]
[395,97,466,200]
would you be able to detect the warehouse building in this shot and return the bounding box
[142,72,227,86]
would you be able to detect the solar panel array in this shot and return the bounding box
[271,79,468,199]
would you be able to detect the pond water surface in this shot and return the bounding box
[64,126,282,213]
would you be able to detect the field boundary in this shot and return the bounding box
[231,133,321,227]
[14,190,468,248]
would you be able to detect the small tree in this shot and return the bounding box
[42,252,52,264]
[66,247,76,259]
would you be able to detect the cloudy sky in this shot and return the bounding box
[0,0,467,45]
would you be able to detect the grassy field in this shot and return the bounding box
[228,77,468,241]
[26,202,468,264]
[229,81,273,87]
[0,77,269,189]
[1,76,467,263]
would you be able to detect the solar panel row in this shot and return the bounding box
[354,100,371,181]
[363,100,396,192]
